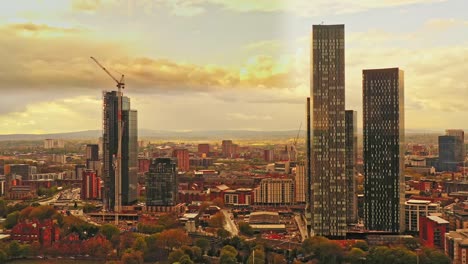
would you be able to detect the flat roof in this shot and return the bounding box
[406,199,432,205]
[427,215,449,224]
[250,224,286,229]
[250,211,279,217]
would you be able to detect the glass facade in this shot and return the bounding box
[103,91,137,210]
[363,68,405,232]
[146,158,178,206]
[345,110,358,225]
[310,24,347,238]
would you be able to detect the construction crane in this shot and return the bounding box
[288,122,302,163]
[90,56,124,215]
[90,56,125,90]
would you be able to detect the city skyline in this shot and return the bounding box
[0,0,467,134]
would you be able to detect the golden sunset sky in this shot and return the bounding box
[0,0,467,133]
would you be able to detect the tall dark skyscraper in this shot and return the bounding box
[146,158,178,207]
[310,24,346,238]
[363,68,405,233]
[86,144,99,161]
[103,91,138,210]
[345,110,358,225]
[439,131,464,171]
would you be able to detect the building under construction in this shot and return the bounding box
[102,91,138,210]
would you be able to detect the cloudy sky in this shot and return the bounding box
[0,0,467,134]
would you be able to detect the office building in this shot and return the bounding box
[310,24,347,238]
[86,144,99,161]
[295,163,306,203]
[264,149,274,162]
[439,130,465,172]
[254,178,295,205]
[404,199,440,232]
[222,140,233,158]
[198,144,210,157]
[345,110,358,225]
[173,148,190,172]
[103,91,138,211]
[43,139,65,149]
[75,164,86,180]
[6,164,36,180]
[81,169,101,200]
[363,68,405,232]
[146,158,178,207]
[419,215,448,249]
[445,229,468,264]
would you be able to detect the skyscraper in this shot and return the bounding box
[103,91,138,211]
[146,158,178,207]
[363,68,405,233]
[222,140,233,158]
[310,24,346,238]
[445,129,466,162]
[438,135,464,171]
[86,144,99,161]
[345,110,358,225]
[173,148,190,172]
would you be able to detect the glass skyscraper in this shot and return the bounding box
[103,91,138,210]
[363,68,405,232]
[146,158,178,207]
[310,24,347,238]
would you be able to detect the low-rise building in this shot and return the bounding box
[254,178,295,205]
[445,229,468,264]
[11,219,60,246]
[404,199,440,232]
[419,215,449,249]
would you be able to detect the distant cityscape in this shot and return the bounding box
[0,16,466,264]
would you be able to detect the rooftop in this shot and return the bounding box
[427,215,449,224]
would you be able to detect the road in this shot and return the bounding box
[222,209,239,237]
[294,213,308,241]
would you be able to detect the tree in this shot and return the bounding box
[367,246,416,264]
[217,228,231,238]
[346,248,366,264]
[121,249,144,264]
[195,238,210,254]
[239,222,254,236]
[168,249,186,263]
[0,199,7,217]
[301,236,344,263]
[247,248,265,264]
[179,254,195,264]
[420,248,451,264]
[9,241,22,258]
[157,229,191,249]
[0,250,6,263]
[212,197,225,208]
[133,236,148,252]
[83,203,97,213]
[4,211,19,229]
[354,240,369,251]
[208,212,225,228]
[220,245,238,264]
[100,223,120,241]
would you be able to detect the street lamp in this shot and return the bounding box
[415,248,422,264]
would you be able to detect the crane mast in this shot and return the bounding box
[90,57,124,214]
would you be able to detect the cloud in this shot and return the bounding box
[424,18,468,31]
[159,0,447,17]
[0,22,299,95]
[71,0,102,12]
[226,113,273,121]
[6,23,84,34]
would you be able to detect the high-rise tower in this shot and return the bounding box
[103,91,138,211]
[345,110,358,225]
[310,24,346,238]
[363,68,405,232]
